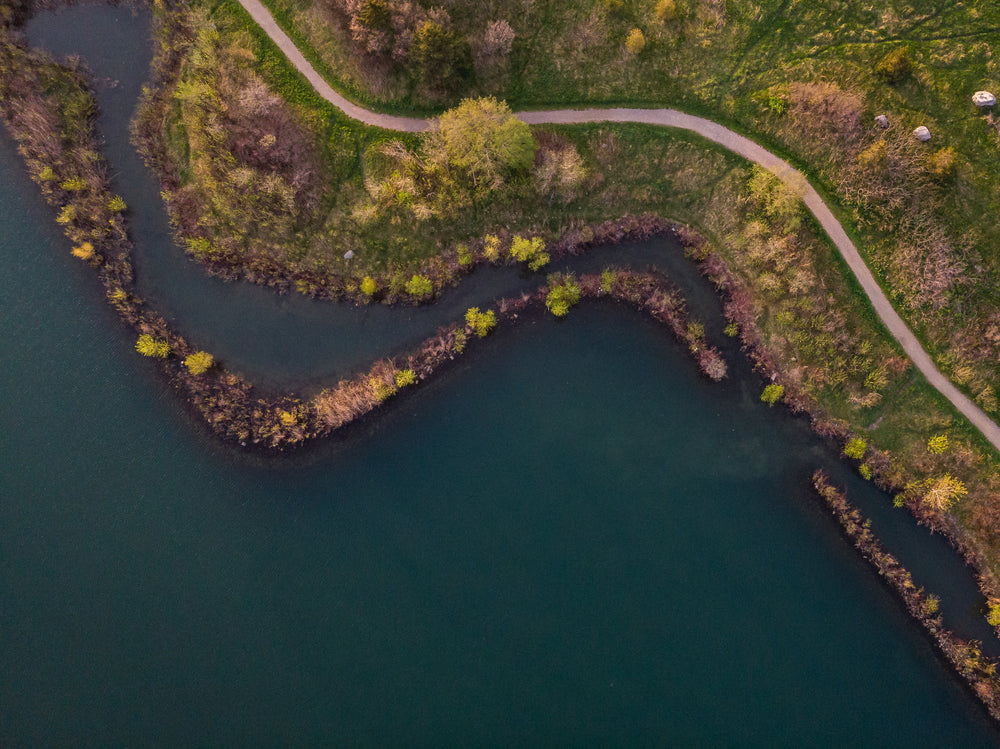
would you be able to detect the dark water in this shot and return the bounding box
[4,4,1000,745]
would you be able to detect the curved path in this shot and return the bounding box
[240,0,1000,453]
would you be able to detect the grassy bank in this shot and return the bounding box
[251,0,1000,451]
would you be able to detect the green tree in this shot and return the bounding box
[844,437,867,460]
[625,28,646,56]
[411,20,472,95]
[920,474,967,512]
[395,368,418,387]
[760,383,784,405]
[184,350,214,375]
[927,434,949,454]
[875,47,911,83]
[405,273,434,298]
[545,274,581,317]
[508,235,549,271]
[465,307,497,337]
[424,97,537,193]
[360,276,378,296]
[136,334,170,358]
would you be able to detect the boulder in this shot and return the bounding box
[874,114,889,129]
[972,90,997,108]
[343,250,355,260]
[913,125,931,142]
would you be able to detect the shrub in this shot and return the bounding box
[926,147,957,181]
[411,20,472,95]
[856,141,888,171]
[108,194,127,212]
[456,243,473,266]
[925,474,968,511]
[859,464,873,480]
[509,235,549,271]
[625,28,646,56]
[483,234,503,262]
[465,307,497,337]
[360,276,378,296]
[844,436,867,459]
[136,334,170,358]
[395,369,418,387]
[405,274,434,298]
[71,242,94,260]
[38,166,57,181]
[922,594,940,617]
[760,383,784,405]
[724,323,739,337]
[600,268,618,293]
[60,177,87,192]
[875,47,911,83]
[545,274,581,317]
[927,434,949,454]
[369,376,397,402]
[655,0,678,22]
[184,351,214,375]
[988,603,1000,628]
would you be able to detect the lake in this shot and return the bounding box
[3,4,1000,745]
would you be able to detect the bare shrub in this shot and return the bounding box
[533,133,587,203]
[474,19,514,72]
[887,213,965,311]
[786,81,864,158]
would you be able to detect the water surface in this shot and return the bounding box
[4,5,1000,745]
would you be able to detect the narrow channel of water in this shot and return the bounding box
[5,4,1000,745]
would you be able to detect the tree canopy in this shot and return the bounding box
[423,97,537,192]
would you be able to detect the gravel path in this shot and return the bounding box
[240,0,1000,453]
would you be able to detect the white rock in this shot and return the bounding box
[343,250,355,260]
[874,114,889,129]
[913,126,931,142]
[972,90,997,108]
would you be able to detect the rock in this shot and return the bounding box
[874,114,889,129]
[913,126,931,142]
[972,90,997,108]
[343,250,355,260]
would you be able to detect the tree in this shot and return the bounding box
[508,235,549,271]
[423,97,537,193]
[875,47,911,83]
[136,334,170,358]
[465,307,497,337]
[545,274,581,317]
[405,273,434,298]
[395,369,418,387]
[184,351,214,375]
[927,434,949,454]
[625,28,646,56]
[360,276,378,296]
[844,437,867,460]
[920,474,967,512]
[411,20,472,95]
[760,383,784,405]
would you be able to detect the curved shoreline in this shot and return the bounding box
[236,0,1000,456]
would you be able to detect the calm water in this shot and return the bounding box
[4,4,1000,745]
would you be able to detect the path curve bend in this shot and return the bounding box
[239,0,1000,454]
